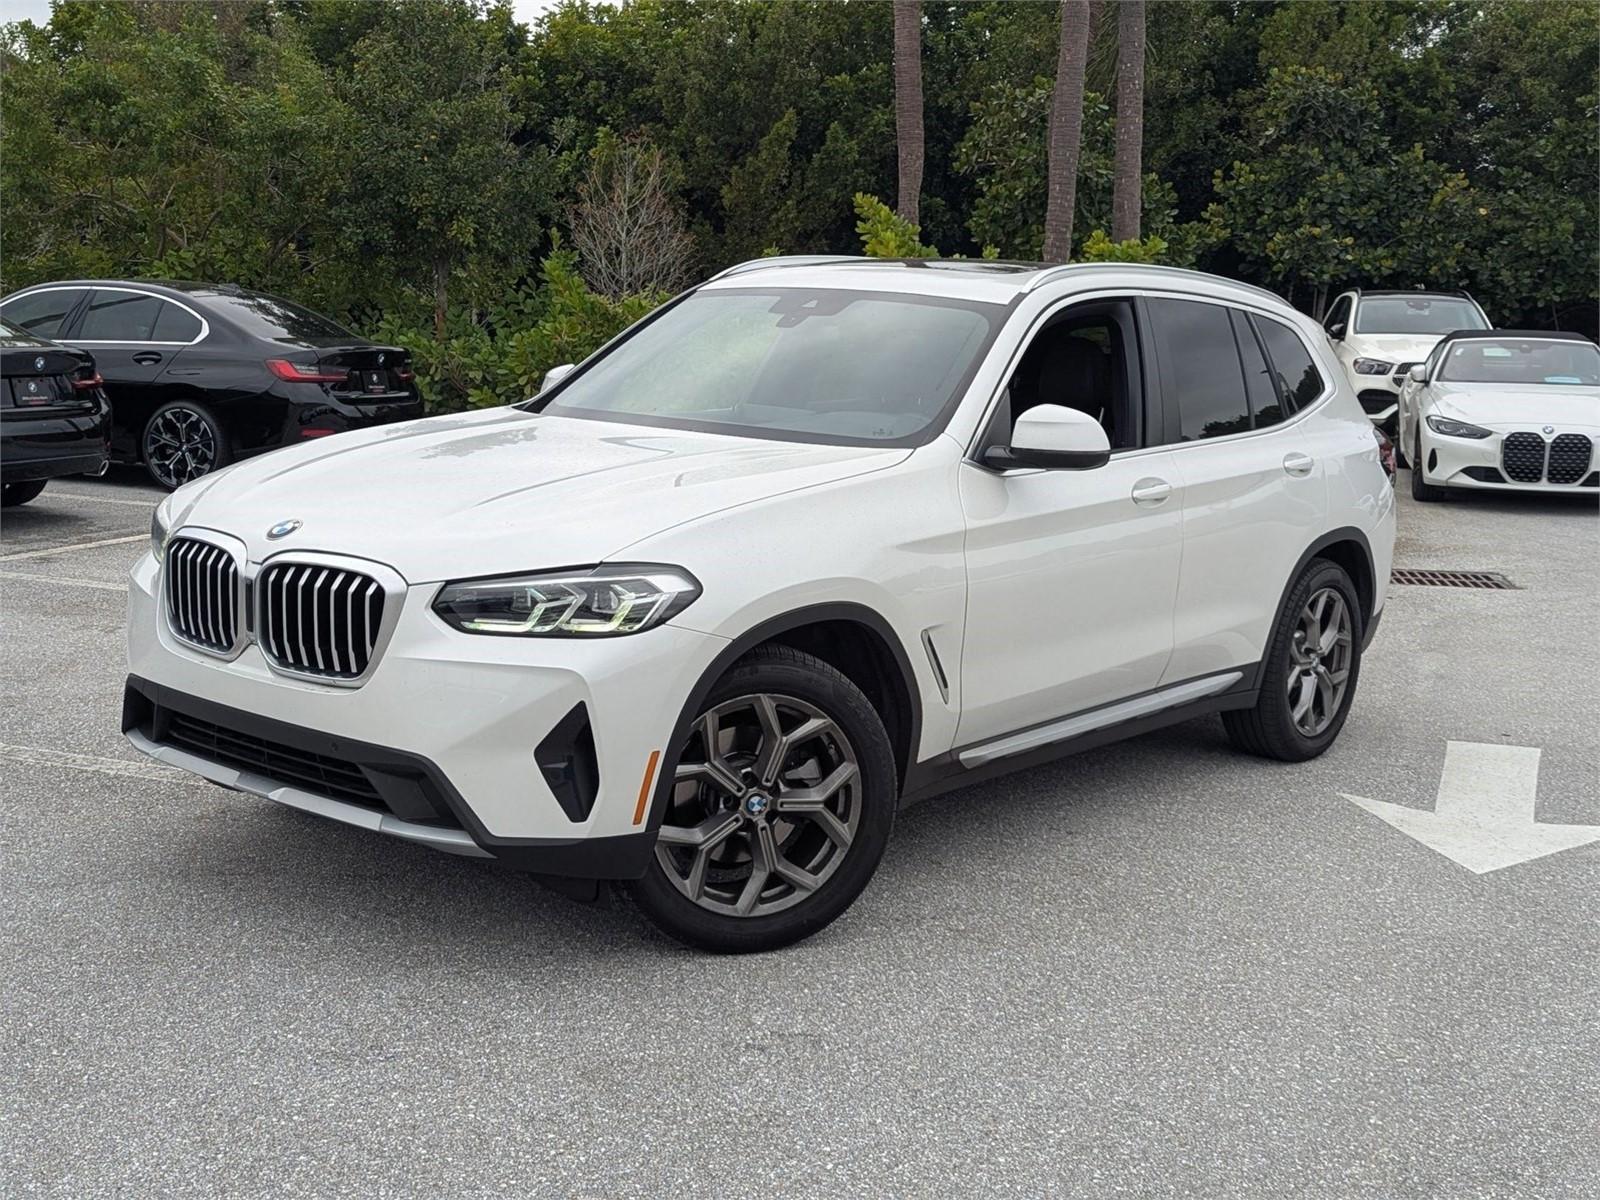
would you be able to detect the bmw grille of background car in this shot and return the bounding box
[267,519,302,539]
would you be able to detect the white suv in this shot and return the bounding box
[125,259,1396,952]
[1323,288,1491,433]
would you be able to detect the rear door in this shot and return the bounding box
[69,289,202,457]
[1145,296,1329,684]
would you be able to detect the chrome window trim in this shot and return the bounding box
[4,284,210,346]
[162,527,249,661]
[253,550,408,689]
[961,285,1334,469]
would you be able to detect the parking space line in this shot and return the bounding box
[0,533,146,562]
[0,742,202,786]
[46,491,159,508]
[0,570,128,593]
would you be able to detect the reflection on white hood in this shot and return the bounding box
[1347,334,1447,366]
[168,408,909,581]
[1426,382,1600,431]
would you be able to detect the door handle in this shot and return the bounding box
[132,351,163,365]
[1131,477,1172,506]
[1282,452,1314,477]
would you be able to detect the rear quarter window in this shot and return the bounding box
[1254,317,1326,414]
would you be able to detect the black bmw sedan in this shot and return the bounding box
[0,281,423,488]
[1,319,111,507]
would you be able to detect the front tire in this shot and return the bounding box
[143,401,231,490]
[1223,559,1362,762]
[1410,431,1445,502]
[1,480,48,507]
[630,645,897,953]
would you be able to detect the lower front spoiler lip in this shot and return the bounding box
[126,728,492,858]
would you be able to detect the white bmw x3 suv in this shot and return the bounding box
[1397,329,1600,500]
[125,258,1395,952]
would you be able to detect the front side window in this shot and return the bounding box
[1,288,86,338]
[1438,338,1600,386]
[1147,297,1251,441]
[1324,294,1353,333]
[79,290,163,341]
[1254,316,1326,415]
[1353,296,1486,336]
[536,288,1005,446]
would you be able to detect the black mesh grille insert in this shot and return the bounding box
[165,538,239,652]
[164,712,384,808]
[257,562,384,680]
[1547,434,1592,485]
[1461,466,1506,483]
[1501,432,1546,483]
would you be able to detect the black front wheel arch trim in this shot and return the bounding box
[1245,526,1377,694]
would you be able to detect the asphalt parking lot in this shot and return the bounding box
[2,468,1596,1199]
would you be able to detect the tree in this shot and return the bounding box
[1042,0,1090,261]
[571,133,695,299]
[892,0,924,225]
[1111,0,1145,242]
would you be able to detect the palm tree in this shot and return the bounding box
[1112,0,1147,243]
[892,0,924,227]
[1042,0,1090,261]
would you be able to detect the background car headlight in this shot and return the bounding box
[1426,415,1492,439]
[433,565,701,636]
[1352,357,1395,375]
[150,502,172,562]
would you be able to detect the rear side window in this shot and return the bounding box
[1254,317,1325,414]
[1231,309,1285,427]
[1,288,86,337]
[79,291,163,341]
[151,303,203,343]
[1147,297,1250,441]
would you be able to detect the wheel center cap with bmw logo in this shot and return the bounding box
[742,792,772,819]
[267,519,302,539]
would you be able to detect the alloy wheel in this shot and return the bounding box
[145,407,218,488]
[655,692,861,918]
[1286,586,1353,737]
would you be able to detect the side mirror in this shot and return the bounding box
[983,404,1111,471]
[1407,364,1427,385]
[541,362,576,391]
[1327,322,1346,340]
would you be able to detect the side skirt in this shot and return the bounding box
[899,667,1259,807]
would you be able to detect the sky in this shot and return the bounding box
[1,0,565,30]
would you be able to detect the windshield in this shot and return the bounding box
[207,291,359,344]
[1354,296,1486,336]
[535,288,1005,446]
[1438,338,1600,386]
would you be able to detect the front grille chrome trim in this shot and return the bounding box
[162,530,248,660]
[252,550,406,689]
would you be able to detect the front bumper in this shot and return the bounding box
[123,550,728,877]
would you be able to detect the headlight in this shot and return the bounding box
[1426,415,1492,439]
[1352,357,1395,375]
[150,501,172,562]
[432,565,701,637]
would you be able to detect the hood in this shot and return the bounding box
[171,408,908,581]
[1428,382,1600,430]
[1346,333,1445,365]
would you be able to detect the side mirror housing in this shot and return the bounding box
[1407,364,1428,384]
[541,362,576,391]
[983,404,1111,471]
[1327,322,1346,340]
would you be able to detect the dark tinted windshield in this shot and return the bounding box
[207,291,358,344]
[1354,296,1486,335]
[538,288,1005,446]
[1439,339,1600,386]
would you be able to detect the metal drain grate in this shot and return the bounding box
[1391,568,1518,589]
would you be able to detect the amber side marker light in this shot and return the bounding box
[633,750,662,825]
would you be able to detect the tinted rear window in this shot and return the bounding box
[1255,317,1325,413]
[206,293,357,343]
[79,291,163,341]
[152,302,203,343]
[1147,297,1251,441]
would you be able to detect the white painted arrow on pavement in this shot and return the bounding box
[1342,741,1600,874]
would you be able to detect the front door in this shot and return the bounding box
[68,288,194,459]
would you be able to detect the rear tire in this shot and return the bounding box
[142,401,231,490]
[1223,559,1363,762]
[1,480,48,507]
[629,645,897,953]
[1410,431,1445,502]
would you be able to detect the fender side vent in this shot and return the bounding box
[536,704,601,823]
[1390,568,1517,590]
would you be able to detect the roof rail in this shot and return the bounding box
[707,255,862,282]
[1022,262,1286,305]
